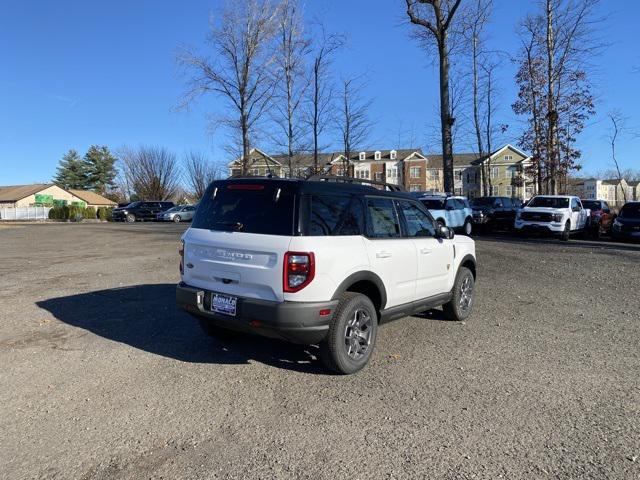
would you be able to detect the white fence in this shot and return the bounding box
[0,206,52,221]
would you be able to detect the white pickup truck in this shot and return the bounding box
[514,195,590,241]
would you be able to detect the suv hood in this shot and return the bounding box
[522,206,565,213]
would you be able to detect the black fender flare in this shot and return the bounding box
[458,254,477,279]
[331,271,388,310]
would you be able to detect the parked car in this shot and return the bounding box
[611,201,640,242]
[514,195,590,241]
[580,199,615,238]
[176,177,477,374]
[419,195,474,235]
[470,196,521,231]
[112,201,175,222]
[157,205,197,223]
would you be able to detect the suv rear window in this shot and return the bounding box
[192,183,295,235]
[308,195,364,236]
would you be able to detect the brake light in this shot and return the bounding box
[227,184,265,190]
[283,252,315,292]
[179,240,184,274]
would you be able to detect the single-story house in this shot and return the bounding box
[0,184,117,209]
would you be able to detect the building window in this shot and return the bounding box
[251,168,260,176]
[455,170,463,181]
[428,170,440,181]
[387,168,397,179]
[525,186,533,197]
[336,168,345,176]
[491,167,499,179]
[410,184,421,192]
[390,150,397,160]
[454,187,463,195]
[506,185,513,196]
[374,172,383,181]
[504,155,513,161]
[355,169,369,179]
[374,151,381,160]
[231,169,241,176]
[491,185,499,195]
[410,166,421,178]
[359,152,366,161]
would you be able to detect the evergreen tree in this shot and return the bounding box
[54,150,89,189]
[83,145,117,194]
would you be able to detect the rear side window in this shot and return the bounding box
[192,183,295,235]
[366,197,401,238]
[308,195,364,236]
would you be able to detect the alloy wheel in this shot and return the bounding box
[344,308,373,360]
[458,275,474,312]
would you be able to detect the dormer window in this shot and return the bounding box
[359,152,366,161]
[390,150,397,160]
[374,150,381,160]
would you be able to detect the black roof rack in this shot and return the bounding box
[306,174,406,192]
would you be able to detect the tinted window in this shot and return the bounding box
[619,203,640,219]
[470,197,493,207]
[453,199,465,209]
[185,206,196,212]
[528,197,570,209]
[191,183,295,235]
[366,197,401,238]
[421,199,446,209]
[308,195,364,236]
[445,199,456,210]
[502,198,512,208]
[581,200,601,210]
[397,201,436,237]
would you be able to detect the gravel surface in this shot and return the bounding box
[1,223,639,480]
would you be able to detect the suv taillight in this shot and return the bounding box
[179,240,184,274]
[283,252,315,293]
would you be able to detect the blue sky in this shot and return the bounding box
[1,0,638,185]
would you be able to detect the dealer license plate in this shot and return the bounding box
[210,293,237,316]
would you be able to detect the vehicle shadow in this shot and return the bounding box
[36,284,327,375]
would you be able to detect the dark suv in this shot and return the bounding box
[112,201,175,222]
[470,196,522,231]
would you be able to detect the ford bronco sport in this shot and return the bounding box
[176,176,477,374]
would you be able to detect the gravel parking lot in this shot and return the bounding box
[1,223,639,479]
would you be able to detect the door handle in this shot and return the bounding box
[376,251,392,258]
[420,248,432,254]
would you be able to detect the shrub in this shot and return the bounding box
[68,205,84,222]
[104,207,114,221]
[48,207,62,220]
[62,205,70,220]
[84,207,97,219]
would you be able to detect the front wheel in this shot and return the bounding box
[443,267,475,321]
[173,215,181,223]
[561,220,571,241]
[320,292,378,375]
[463,219,473,236]
[126,213,136,223]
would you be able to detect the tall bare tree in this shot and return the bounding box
[406,0,464,193]
[306,28,344,174]
[183,150,221,200]
[272,0,311,177]
[120,146,182,201]
[338,76,372,176]
[177,0,279,175]
[607,111,627,203]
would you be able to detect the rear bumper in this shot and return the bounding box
[176,282,338,344]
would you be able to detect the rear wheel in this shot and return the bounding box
[443,267,475,321]
[126,213,136,223]
[320,292,378,375]
[463,219,473,236]
[197,317,239,341]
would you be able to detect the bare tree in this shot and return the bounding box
[271,0,311,177]
[338,76,372,176]
[120,146,182,201]
[306,27,344,174]
[183,150,221,200]
[406,0,464,193]
[608,111,627,203]
[177,0,279,175]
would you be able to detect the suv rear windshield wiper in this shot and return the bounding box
[214,221,244,231]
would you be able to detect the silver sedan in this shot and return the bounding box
[157,205,197,223]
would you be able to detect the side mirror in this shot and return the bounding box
[437,225,454,239]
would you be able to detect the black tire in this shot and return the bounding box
[197,317,239,341]
[126,213,136,223]
[561,220,570,241]
[463,219,473,236]
[173,215,181,223]
[443,267,475,321]
[436,219,446,229]
[319,292,378,375]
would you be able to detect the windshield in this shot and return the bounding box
[527,197,569,209]
[420,199,446,209]
[581,200,601,210]
[125,202,140,208]
[619,203,640,219]
[470,198,494,207]
[191,182,295,235]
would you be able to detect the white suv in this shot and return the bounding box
[515,195,591,241]
[176,177,477,374]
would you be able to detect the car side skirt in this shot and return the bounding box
[379,292,453,324]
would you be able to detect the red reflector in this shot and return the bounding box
[227,184,265,190]
[319,309,331,316]
[249,320,262,327]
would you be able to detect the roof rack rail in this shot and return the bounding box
[306,174,406,192]
[226,173,279,179]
